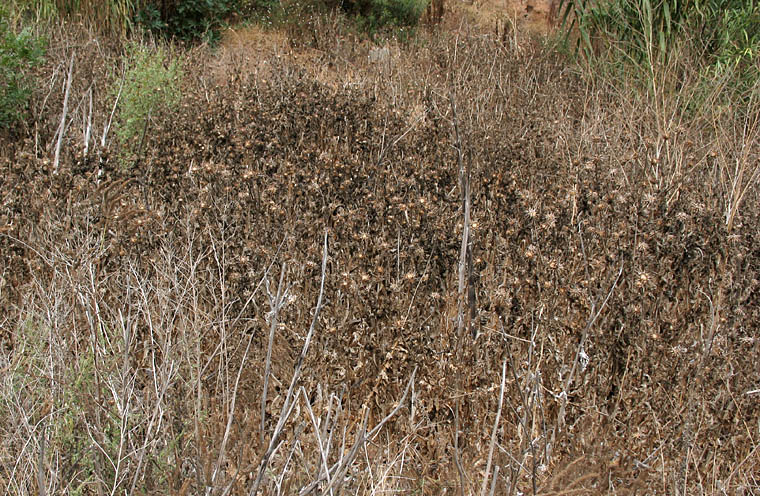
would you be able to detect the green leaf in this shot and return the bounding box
[663,0,671,37]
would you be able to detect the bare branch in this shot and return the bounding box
[53,53,75,175]
[480,359,507,496]
[249,232,329,496]
[261,264,288,445]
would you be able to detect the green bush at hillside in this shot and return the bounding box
[557,0,760,93]
[694,0,760,87]
[0,8,45,129]
[353,0,428,28]
[111,41,182,161]
[341,0,429,33]
[135,0,235,44]
[7,0,235,44]
[251,0,429,36]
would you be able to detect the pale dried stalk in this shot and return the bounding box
[53,53,75,175]
[299,367,417,495]
[480,358,507,496]
[84,86,93,155]
[558,225,623,436]
[503,318,538,496]
[128,263,178,496]
[262,264,288,446]
[301,387,333,492]
[451,92,472,342]
[208,320,255,492]
[453,403,467,496]
[102,63,125,149]
[721,103,760,232]
[249,232,328,496]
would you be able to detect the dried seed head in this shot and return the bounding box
[636,271,651,288]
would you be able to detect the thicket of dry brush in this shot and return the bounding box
[1,15,759,495]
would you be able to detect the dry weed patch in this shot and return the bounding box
[0,14,758,495]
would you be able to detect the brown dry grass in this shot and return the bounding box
[0,6,758,496]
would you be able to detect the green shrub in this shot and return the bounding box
[136,0,234,44]
[169,0,234,43]
[111,41,182,155]
[556,0,760,101]
[559,0,686,64]
[558,1,759,68]
[692,1,760,83]
[347,0,429,31]
[133,3,168,34]
[0,8,45,129]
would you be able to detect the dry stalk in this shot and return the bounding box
[128,261,181,495]
[299,367,417,495]
[503,318,538,496]
[480,358,507,496]
[453,402,467,496]
[84,85,92,155]
[261,264,288,446]
[558,227,623,436]
[448,87,472,496]
[450,91,472,343]
[301,387,333,492]
[718,102,760,232]
[36,425,47,496]
[102,61,125,149]
[53,52,74,175]
[208,313,255,493]
[249,232,328,496]
[376,114,424,168]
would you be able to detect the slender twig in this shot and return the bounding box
[322,410,369,495]
[249,232,328,496]
[453,403,467,496]
[450,91,472,341]
[36,424,47,496]
[502,318,537,496]
[451,88,471,496]
[84,85,92,155]
[365,367,417,441]
[128,268,178,496]
[210,320,256,490]
[562,262,624,399]
[261,264,288,445]
[480,359,507,496]
[229,237,287,330]
[272,422,305,496]
[53,52,75,175]
[725,440,760,488]
[301,387,333,493]
[489,466,500,496]
[376,114,424,168]
[299,367,417,495]
[102,60,125,149]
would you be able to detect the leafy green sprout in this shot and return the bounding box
[0,8,45,129]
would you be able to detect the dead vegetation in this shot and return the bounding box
[0,8,758,495]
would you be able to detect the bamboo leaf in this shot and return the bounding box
[663,0,671,37]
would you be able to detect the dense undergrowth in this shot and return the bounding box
[1,1,759,494]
